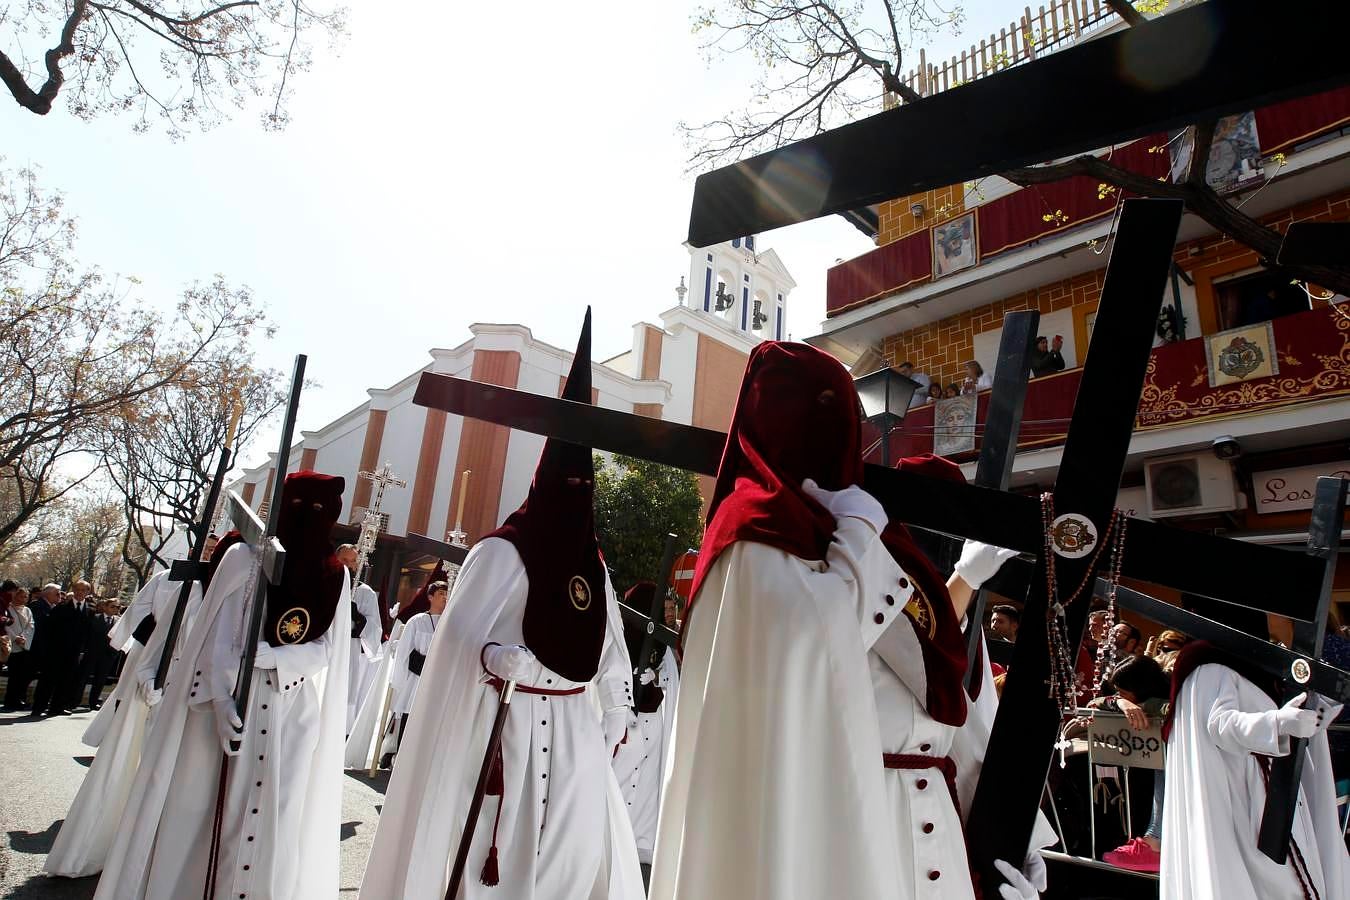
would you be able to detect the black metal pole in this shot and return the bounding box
[446,679,516,900]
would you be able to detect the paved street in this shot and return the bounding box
[0,708,387,898]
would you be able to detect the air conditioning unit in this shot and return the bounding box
[1144,453,1239,518]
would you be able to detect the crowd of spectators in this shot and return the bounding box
[1,578,127,716]
[895,334,1068,407]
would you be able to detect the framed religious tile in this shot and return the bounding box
[933,394,977,456]
[932,212,978,279]
[1204,321,1280,387]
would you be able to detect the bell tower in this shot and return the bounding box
[684,235,796,342]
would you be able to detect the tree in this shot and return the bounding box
[685,0,1350,296]
[4,492,122,590]
[0,162,273,551]
[103,357,286,582]
[593,454,704,598]
[0,0,347,134]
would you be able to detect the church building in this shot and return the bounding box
[225,239,795,607]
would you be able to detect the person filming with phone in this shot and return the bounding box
[1030,335,1066,377]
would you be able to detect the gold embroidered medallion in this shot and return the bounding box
[276,607,310,644]
[569,576,592,612]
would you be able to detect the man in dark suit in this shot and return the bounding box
[31,585,91,718]
[78,599,121,709]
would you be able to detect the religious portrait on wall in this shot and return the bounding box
[932,212,978,279]
[933,394,978,456]
[1168,111,1262,194]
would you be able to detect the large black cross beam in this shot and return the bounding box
[154,441,235,690]
[404,532,470,569]
[962,200,1184,889]
[962,310,1038,690]
[687,0,1350,245]
[1257,475,1348,861]
[229,355,306,734]
[410,360,1325,624]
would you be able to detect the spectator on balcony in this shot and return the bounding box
[924,383,943,405]
[961,361,992,395]
[942,383,960,399]
[1030,335,1066,377]
[896,361,930,408]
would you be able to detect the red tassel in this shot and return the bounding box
[479,847,500,886]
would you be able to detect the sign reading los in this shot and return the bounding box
[1254,461,1350,514]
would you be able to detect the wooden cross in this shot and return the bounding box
[227,355,307,734]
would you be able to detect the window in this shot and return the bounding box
[746,236,756,251]
[1214,269,1311,331]
[731,237,741,249]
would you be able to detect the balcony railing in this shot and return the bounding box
[882,304,1350,463]
[828,87,1350,319]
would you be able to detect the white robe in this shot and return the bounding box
[45,573,204,877]
[344,619,404,770]
[611,650,679,865]
[358,537,644,900]
[94,542,351,900]
[347,581,383,732]
[1160,662,1349,900]
[390,611,438,716]
[649,517,917,900]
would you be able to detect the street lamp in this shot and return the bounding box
[853,366,920,467]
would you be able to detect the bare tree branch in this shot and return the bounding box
[0,1,89,114]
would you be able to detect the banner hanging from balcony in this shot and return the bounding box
[933,395,977,456]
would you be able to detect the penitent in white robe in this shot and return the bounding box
[347,581,383,732]
[1160,663,1349,900]
[344,619,404,770]
[358,538,644,900]
[611,650,679,865]
[45,572,204,877]
[94,542,350,900]
[390,611,437,717]
[649,516,917,900]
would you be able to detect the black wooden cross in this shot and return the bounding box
[686,0,1350,245]
[227,355,306,734]
[403,532,470,569]
[617,534,683,680]
[410,352,1324,623]
[955,310,1037,690]
[154,440,236,690]
[1256,475,1348,861]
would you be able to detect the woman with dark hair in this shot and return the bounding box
[1095,654,1172,873]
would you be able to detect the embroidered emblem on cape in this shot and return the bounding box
[276,607,311,644]
[1217,335,1265,380]
[902,585,938,640]
[568,575,592,612]
[1049,513,1097,559]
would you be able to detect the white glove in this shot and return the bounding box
[253,641,277,671]
[213,698,243,756]
[483,643,534,683]
[801,479,887,534]
[603,706,628,757]
[994,858,1042,900]
[137,673,163,708]
[639,668,656,685]
[954,539,1020,590]
[1274,692,1319,739]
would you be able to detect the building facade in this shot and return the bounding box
[810,22,1350,630]
[226,240,789,609]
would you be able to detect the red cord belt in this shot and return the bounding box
[883,752,962,818]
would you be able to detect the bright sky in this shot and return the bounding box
[2,0,1010,470]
